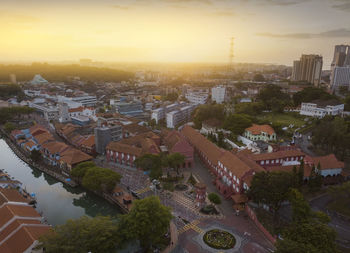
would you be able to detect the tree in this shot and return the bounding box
[162,92,178,102]
[166,153,185,169]
[30,149,42,163]
[253,73,265,82]
[193,104,225,129]
[71,161,96,180]
[248,171,293,218]
[293,87,336,106]
[223,113,252,135]
[257,84,291,112]
[208,192,221,204]
[118,196,172,251]
[135,154,163,179]
[308,165,322,192]
[36,216,120,253]
[276,189,337,253]
[234,102,264,116]
[82,167,122,193]
[4,122,16,133]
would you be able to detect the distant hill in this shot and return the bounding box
[0,63,134,83]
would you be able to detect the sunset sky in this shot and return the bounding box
[1,0,350,67]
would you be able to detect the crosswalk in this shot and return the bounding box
[178,219,203,234]
[135,186,151,194]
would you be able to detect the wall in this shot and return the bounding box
[245,205,276,244]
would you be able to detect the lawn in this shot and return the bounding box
[257,112,306,129]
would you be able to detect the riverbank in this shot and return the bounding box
[1,129,133,214]
[2,133,78,188]
[0,138,122,225]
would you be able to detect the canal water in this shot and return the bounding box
[0,139,122,226]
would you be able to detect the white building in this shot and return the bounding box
[331,66,350,91]
[211,86,226,104]
[165,104,195,128]
[300,101,344,118]
[185,92,208,105]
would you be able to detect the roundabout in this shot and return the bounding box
[203,229,236,250]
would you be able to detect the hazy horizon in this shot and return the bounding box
[1,0,350,68]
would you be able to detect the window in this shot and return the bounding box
[261,161,265,165]
[266,160,270,164]
[237,179,240,184]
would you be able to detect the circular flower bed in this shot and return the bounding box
[203,229,236,250]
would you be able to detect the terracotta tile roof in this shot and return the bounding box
[0,224,51,253]
[68,106,84,113]
[106,142,142,156]
[0,204,41,228]
[123,123,149,135]
[181,126,223,165]
[140,138,160,154]
[236,151,265,173]
[245,124,275,135]
[305,154,344,170]
[42,141,69,154]
[34,132,54,145]
[29,124,47,136]
[0,219,41,243]
[164,131,182,150]
[250,149,305,161]
[220,151,254,178]
[265,164,313,177]
[60,148,92,166]
[80,135,95,148]
[0,189,27,205]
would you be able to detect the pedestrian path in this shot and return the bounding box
[135,186,151,194]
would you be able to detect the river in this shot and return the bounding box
[0,139,122,226]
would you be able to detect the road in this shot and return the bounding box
[310,194,350,249]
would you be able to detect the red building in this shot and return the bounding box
[164,131,194,168]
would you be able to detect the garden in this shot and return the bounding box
[203,229,236,250]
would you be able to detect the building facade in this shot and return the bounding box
[211,86,226,104]
[300,101,344,118]
[244,124,276,142]
[291,54,323,87]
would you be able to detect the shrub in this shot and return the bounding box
[208,193,221,204]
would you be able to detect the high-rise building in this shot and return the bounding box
[330,45,350,90]
[291,54,323,87]
[331,45,349,68]
[211,86,226,104]
[330,66,350,92]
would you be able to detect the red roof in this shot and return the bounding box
[245,124,275,135]
[305,154,344,170]
[181,126,223,165]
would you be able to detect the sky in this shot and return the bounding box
[1,0,350,67]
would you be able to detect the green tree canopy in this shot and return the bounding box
[36,216,120,253]
[71,161,97,179]
[82,166,122,193]
[234,102,264,116]
[248,171,294,216]
[0,84,24,100]
[118,196,172,251]
[293,87,336,106]
[208,192,221,204]
[193,104,225,129]
[166,152,185,169]
[223,113,252,135]
[276,189,336,253]
[257,84,291,112]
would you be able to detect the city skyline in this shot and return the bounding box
[1,0,350,67]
